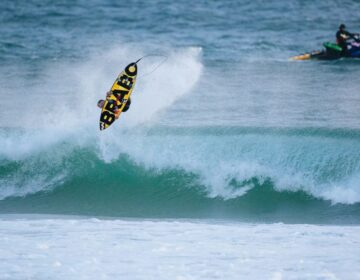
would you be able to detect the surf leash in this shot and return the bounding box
[134,54,168,78]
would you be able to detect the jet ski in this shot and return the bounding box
[291,36,360,60]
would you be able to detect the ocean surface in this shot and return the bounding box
[1,0,360,279]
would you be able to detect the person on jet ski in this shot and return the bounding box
[336,24,358,55]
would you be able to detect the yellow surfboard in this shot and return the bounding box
[99,62,138,130]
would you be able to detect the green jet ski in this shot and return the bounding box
[291,37,360,61]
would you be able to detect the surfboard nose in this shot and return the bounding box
[125,63,137,76]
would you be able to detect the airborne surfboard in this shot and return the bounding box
[99,62,138,130]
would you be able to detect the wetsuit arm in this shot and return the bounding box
[349,32,360,39]
[337,30,351,41]
[344,30,356,39]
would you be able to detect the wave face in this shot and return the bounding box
[1,126,360,223]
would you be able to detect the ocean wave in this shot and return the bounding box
[1,147,360,223]
[1,126,360,210]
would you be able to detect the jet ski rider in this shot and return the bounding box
[336,24,358,55]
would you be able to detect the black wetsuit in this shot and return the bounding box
[336,30,354,55]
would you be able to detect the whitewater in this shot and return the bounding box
[1,0,360,279]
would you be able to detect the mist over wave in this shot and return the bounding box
[0,44,202,152]
[1,45,202,129]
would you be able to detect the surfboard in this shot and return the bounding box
[99,62,138,130]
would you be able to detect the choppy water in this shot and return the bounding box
[1,0,360,278]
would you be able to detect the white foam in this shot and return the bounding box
[97,132,360,204]
[0,217,359,279]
